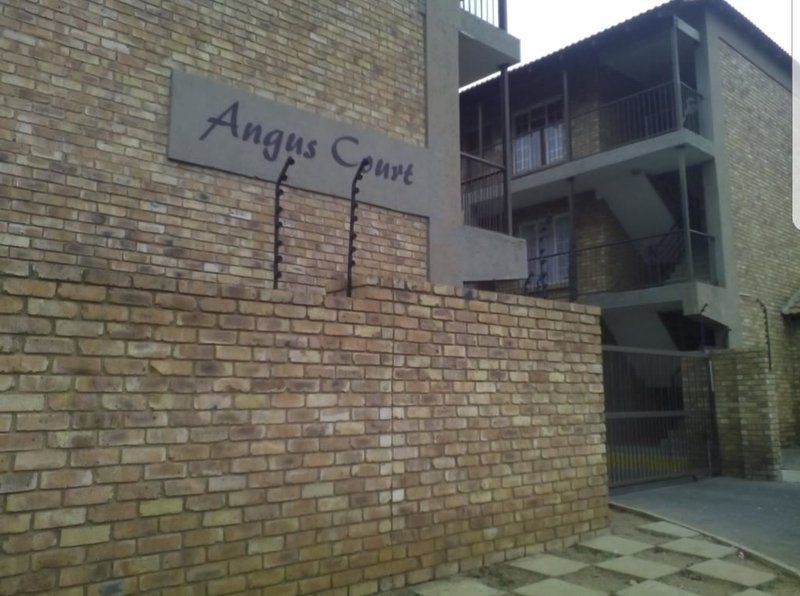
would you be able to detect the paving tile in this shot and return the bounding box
[412,577,503,596]
[617,579,701,595]
[513,578,606,596]
[639,521,699,539]
[509,554,587,576]
[688,559,776,588]
[580,535,652,556]
[660,537,736,559]
[597,555,679,579]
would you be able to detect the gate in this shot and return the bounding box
[603,346,720,487]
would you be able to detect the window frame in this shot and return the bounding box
[519,213,571,286]
[512,96,567,174]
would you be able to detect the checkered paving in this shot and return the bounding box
[382,512,791,596]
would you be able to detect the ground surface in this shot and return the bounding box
[611,477,800,571]
[383,509,800,595]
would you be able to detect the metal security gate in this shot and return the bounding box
[603,346,720,487]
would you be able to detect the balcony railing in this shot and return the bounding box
[459,0,507,29]
[461,152,507,233]
[509,82,704,175]
[523,230,716,298]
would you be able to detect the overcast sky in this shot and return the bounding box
[507,0,792,64]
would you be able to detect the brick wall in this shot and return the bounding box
[712,350,781,479]
[569,61,601,160]
[718,41,798,445]
[0,264,607,594]
[0,0,428,291]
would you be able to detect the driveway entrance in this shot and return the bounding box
[603,346,720,487]
[612,477,800,572]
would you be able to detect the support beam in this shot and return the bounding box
[562,68,572,161]
[498,0,507,31]
[477,101,483,156]
[568,177,577,301]
[675,17,701,43]
[500,64,513,235]
[678,147,695,281]
[670,17,684,130]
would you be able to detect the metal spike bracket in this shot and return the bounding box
[272,156,295,289]
[346,157,371,297]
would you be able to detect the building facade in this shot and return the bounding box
[0,1,610,594]
[460,0,798,477]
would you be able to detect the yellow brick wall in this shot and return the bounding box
[718,41,799,445]
[712,350,782,479]
[0,265,607,594]
[0,0,428,290]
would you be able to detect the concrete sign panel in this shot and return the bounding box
[167,70,434,218]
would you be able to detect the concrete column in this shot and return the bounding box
[670,18,684,129]
[678,147,695,281]
[500,65,512,235]
[568,177,577,301]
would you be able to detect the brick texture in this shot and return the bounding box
[0,266,607,594]
[719,41,798,445]
[712,350,781,479]
[0,0,428,291]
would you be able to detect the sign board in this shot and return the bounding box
[167,70,434,217]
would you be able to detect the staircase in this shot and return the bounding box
[646,223,685,284]
[596,173,676,249]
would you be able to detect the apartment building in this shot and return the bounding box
[460,0,798,481]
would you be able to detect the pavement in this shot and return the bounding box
[383,509,799,595]
[611,477,800,573]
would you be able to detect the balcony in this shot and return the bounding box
[513,82,704,176]
[523,229,716,298]
[458,0,519,86]
[460,82,705,234]
[460,0,503,27]
[461,152,506,233]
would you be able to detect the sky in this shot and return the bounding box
[507,0,793,64]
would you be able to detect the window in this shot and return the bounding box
[519,214,571,286]
[513,99,566,174]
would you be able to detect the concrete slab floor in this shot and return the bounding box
[382,509,800,595]
[660,537,737,559]
[688,559,776,588]
[611,477,800,572]
[640,521,699,539]
[509,554,587,576]
[597,555,679,579]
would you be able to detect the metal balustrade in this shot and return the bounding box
[523,229,716,298]
[461,152,507,234]
[510,82,705,174]
[459,0,506,29]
